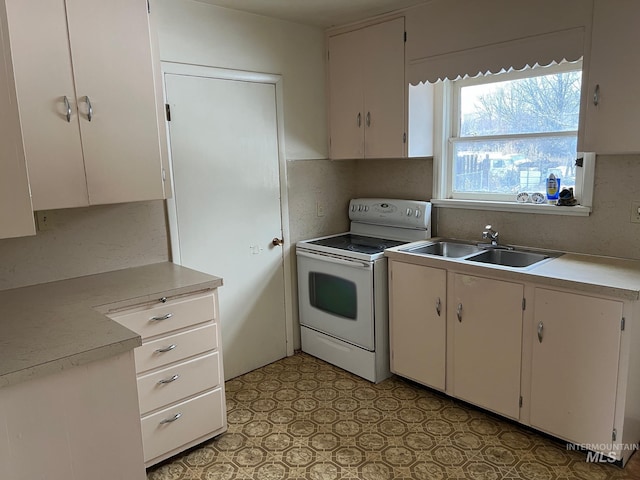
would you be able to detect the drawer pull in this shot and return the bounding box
[150,313,173,322]
[157,374,180,384]
[159,412,182,425]
[155,344,177,353]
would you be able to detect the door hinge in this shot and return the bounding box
[522,298,526,311]
[612,428,617,442]
[162,168,166,182]
[404,31,407,42]
[519,396,523,408]
[621,317,626,331]
[165,104,171,122]
[403,132,407,143]
[147,0,150,13]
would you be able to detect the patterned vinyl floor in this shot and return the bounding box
[147,352,639,480]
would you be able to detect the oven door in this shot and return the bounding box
[297,250,375,350]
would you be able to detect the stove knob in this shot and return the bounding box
[364,206,369,211]
[406,208,413,216]
[415,209,421,218]
[351,205,356,212]
[358,205,364,211]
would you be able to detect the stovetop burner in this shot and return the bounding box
[307,234,406,255]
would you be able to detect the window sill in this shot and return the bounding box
[431,199,591,217]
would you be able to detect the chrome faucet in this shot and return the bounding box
[482,225,499,246]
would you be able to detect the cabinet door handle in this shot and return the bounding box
[155,344,177,353]
[593,84,600,106]
[157,374,180,384]
[456,303,462,322]
[537,321,544,343]
[435,297,441,317]
[85,96,93,121]
[63,96,72,122]
[356,112,361,127]
[150,313,173,321]
[159,412,182,424]
[366,111,371,127]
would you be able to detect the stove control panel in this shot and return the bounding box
[349,198,431,229]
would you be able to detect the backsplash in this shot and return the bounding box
[0,201,169,291]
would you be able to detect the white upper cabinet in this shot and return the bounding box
[582,0,640,154]
[0,5,34,239]
[328,18,405,160]
[4,0,167,210]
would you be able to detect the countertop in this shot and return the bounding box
[385,241,640,301]
[0,262,222,389]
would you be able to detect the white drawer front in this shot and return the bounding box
[141,388,225,463]
[109,292,215,340]
[137,352,221,415]
[134,323,218,374]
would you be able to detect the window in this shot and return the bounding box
[432,60,593,216]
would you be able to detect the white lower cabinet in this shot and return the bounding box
[0,351,146,480]
[530,288,623,455]
[388,259,640,465]
[108,289,227,467]
[389,261,446,390]
[452,274,523,420]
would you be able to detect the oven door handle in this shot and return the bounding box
[296,250,372,269]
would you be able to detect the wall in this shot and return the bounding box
[154,0,327,161]
[0,202,169,290]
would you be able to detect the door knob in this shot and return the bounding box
[272,237,284,247]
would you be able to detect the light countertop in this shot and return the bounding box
[0,262,222,389]
[385,242,640,301]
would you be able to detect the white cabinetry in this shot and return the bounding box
[0,3,34,239]
[108,289,226,467]
[530,288,623,451]
[0,351,145,480]
[3,0,168,210]
[582,0,640,154]
[389,261,446,390]
[328,18,405,160]
[386,249,640,465]
[451,274,523,419]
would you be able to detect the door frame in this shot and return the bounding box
[161,61,294,357]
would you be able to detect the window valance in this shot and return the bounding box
[408,27,585,85]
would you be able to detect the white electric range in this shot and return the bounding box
[296,198,432,382]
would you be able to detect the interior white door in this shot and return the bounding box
[165,72,287,380]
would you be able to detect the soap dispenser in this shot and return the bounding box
[546,173,560,204]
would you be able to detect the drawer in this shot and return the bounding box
[109,291,215,340]
[137,352,221,415]
[141,388,225,463]
[135,323,218,374]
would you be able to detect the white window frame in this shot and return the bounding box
[431,61,593,217]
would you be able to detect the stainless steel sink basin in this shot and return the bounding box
[403,241,483,258]
[466,249,556,268]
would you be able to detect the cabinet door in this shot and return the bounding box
[5,0,89,210]
[0,5,35,239]
[582,0,640,153]
[530,288,622,446]
[328,28,364,160]
[389,261,446,390]
[65,0,165,204]
[452,274,523,419]
[363,17,405,159]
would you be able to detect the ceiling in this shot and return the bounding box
[194,0,432,28]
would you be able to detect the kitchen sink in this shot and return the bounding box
[466,249,558,268]
[402,241,483,258]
